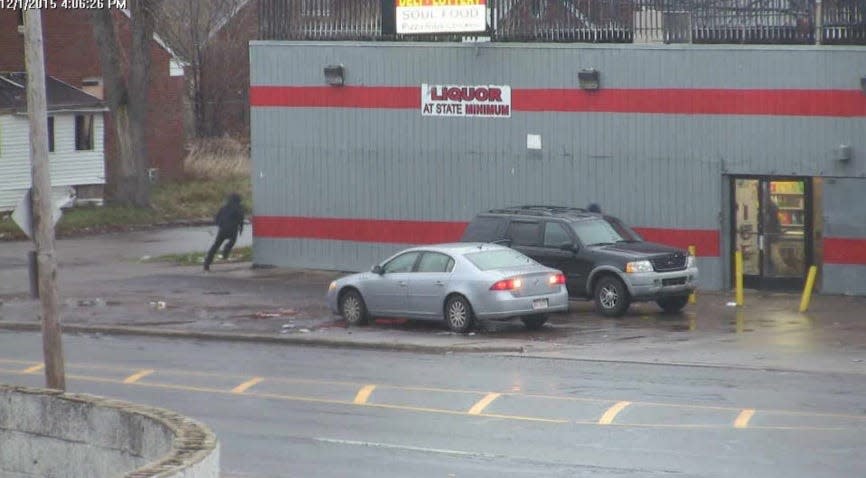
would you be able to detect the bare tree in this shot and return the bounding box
[91,1,162,207]
[154,0,245,138]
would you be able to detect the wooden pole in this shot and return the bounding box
[24,9,66,391]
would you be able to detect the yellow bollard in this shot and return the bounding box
[688,245,697,304]
[799,265,818,313]
[734,250,744,306]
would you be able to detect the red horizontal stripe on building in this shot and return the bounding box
[250,86,419,109]
[250,86,866,117]
[824,238,866,265]
[253,216,721,257]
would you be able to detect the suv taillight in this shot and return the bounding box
[490,278,523,291]
[549,273,566,285]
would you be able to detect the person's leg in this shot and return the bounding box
[204,234,225,270]
[221,233,237,259]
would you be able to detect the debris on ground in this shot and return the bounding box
[251,308,297,319]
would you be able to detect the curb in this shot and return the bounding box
[0,322,525,354]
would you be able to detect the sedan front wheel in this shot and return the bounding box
[339,289,369,326]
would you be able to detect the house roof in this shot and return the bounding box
[0,72,106,114]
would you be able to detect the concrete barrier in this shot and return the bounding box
[0,384,219,477]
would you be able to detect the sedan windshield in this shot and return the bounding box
[572,219,631,246]
[465,249,535,271]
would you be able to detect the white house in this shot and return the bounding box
[0,72,106,212]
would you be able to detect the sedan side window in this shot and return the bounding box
[543,222,573,247]
[417,252,454,273]
[383,252,420,273]
[506,221,541,246]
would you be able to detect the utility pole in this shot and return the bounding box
[23,9,66,391]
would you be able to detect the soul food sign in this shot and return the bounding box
[421,84,511,118]
[396,0,487,34]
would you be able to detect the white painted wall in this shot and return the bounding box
[0,112,105,212]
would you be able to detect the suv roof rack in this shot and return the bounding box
[486,205,590,218]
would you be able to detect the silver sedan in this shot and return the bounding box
[326,243,569,333]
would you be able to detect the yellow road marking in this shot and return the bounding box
[122,369,154,384]
[353,385,376,404]
[468,393,501,415]
[22,363,44,374]
[0,366,851,430]
[735,409,756,429]
[599,401,631,425]
[232,377,264,394]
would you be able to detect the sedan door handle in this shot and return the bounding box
[398,281,407,287]
[434,281,445,286]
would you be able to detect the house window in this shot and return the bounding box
[301,0,331,16]
[47,116,54,152]
[75,114,93,151]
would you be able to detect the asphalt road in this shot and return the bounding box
[2,331,864,478]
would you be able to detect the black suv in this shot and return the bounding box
[460,206,699,317]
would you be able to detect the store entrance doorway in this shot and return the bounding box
[731,176,813,290]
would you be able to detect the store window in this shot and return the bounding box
[75,114,93,151]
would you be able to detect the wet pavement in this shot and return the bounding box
[1,226,865,374]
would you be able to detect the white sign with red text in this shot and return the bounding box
[421,84,511,118]
[396,0,487,34]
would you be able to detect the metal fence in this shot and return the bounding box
[259,0,866,45]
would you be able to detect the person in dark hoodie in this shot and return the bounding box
[204,193,245,271]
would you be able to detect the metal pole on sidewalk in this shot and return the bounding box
[24,9,66,391]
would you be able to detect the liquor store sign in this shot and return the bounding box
[396,0,487,34]
[422,84,511,118]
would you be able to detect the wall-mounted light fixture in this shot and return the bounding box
[835,144,852,162]
[578,69,600,90]
[324,65,345,87]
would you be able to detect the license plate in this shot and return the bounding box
[532,298,548,310]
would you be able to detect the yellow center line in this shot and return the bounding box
[22,363,44,374]
[598,401,631,425]
[468,392,501,415]
[122,369,154,384]
[353,385,376,405]
[734,409,756,429]
[231,377,264,394]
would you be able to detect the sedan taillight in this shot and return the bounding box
[549,273,566,285]
[490,278,523,291]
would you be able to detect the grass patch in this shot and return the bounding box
[144,246,251,266]
[0,178,250,240]
[0,137,251,241]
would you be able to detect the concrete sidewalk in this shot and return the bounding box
[1,226,865,375]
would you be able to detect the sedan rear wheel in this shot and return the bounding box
[594,276,630,318]
[444,295,474,334]
[521,315,548,330]
[339,289,369,326]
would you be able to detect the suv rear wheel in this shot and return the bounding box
[594,275,630,317]
[656,296,689,313]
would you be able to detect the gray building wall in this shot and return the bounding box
[250,42,866,293]
[823,178,866,295]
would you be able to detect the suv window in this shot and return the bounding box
[383,252,420,273]
[465,249,535,271]
[572,219,626,246]
[543,222,572,247]
[461,216,506,242]
[417,252,454,273]
[506,221,541,246]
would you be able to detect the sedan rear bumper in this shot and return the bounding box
[472,289,569,320]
